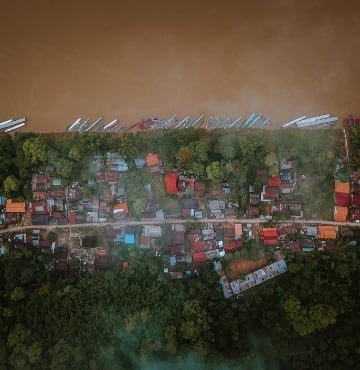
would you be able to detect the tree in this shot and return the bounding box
[206,161,226,184]
[264,152,279,177]
[3,175,21,197]
[22,137,50,165]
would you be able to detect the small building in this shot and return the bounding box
[31,214,49,225]
[146,153,162,174]
[249,194,260,205]
[234,224,243,239]
[318,225,337,240]
[81,235,97,248]
[224,241,242,252]
[289,198,303,218]
[143,225,162,237]
[261,186,280,202]
[260,228,278,245]
[113,202,129,216]
[194,182,205,198]
[5,199,26,213]
[334,206,348,222]
[268,175,281,187]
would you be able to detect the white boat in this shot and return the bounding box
[297,116,338,128]
[282,115,306,128]
[5,122,26,133]
[0,119,13,127]
[67,118,82,132]
[103,119,118,131]
[85,117,103,132]
[1,117,26,130]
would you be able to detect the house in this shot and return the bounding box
[279,169,294,182]
[280,159,293,170]
[223,224,235,240]
[31,200,48,214]
[146,153,162,174]
[222,183,231,194]
[249,194,260,205]
[208,200,226,219]
[352,193,360,207]
[334,181,351,206]
[124,225,136,245]
[277,224,298,240]
[31,214,49,225]
[5,199,26,213]
[224,241,242,252]
[81,235,97,248]
[194,182,205,198]
[165,172,178,194]
[350,208,360,221]
[135,158,146,169]
[106,154,128,172]
[301,238,315,252]
[334,206,348,222]
[246,204,260,218]
[140,235,151,249]
[113,202,129,216]
[202,227,215,241]
[289,198,303,217]
[260,228,278,245]
[143,225,162,237]
[32,174,48,192]
[181,197,198,218]
[318,225,337,240]
[268,175,281,187]
[215,227,224,242]
[54,246,68,261]
[170,244,185,256]
[266,200,288,217]
[192,251,207,263]
[279,182,296,194]
[234,224,243,240]
[261,186,280,202]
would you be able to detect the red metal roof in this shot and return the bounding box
[335,193,351,207]
[165,172,178,194]
[268,175,281,187]
[223,241,242,252]
[192,251,207,263]
[191,241,206,252]
[261,228,278,237]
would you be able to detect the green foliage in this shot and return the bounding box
[206,161,226,184]
[3,175,21,197]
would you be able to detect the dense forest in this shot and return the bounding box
[0,126,359,369]
[0,246,360,369]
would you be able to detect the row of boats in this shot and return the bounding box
[66,112,273,133]
[282,114,338,128]
[0,114,340,135]
[0,117,27,133]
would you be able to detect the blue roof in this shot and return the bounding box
[124,233,135,245]
[0,195,6,206]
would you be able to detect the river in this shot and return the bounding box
[1,0,360,132]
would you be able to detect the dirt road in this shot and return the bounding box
[1,218,359,235]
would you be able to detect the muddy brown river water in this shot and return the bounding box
[1,0,360,132]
